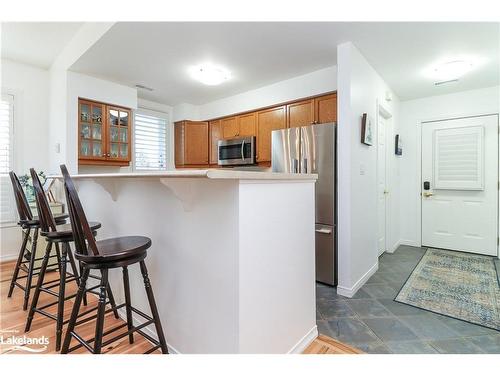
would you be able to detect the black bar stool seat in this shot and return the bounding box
[42,222,102,242]
[20,213,68,228]
[75,236,151,266]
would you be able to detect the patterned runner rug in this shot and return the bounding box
[395,248,500,331]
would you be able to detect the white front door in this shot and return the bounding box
[421,115,498,256]
[377,116,387,255]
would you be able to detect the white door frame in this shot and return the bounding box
[377,102,393,255]
[416,113,500,258]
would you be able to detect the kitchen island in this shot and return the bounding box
[54,169,317,353]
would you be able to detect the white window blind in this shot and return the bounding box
[134,110,168,171]
[0,94,15,223]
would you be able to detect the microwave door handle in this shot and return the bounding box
[241,140,245,160]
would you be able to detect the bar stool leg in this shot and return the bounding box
[23,227,39,310]
[8,227,30,297]
[139,260,168,354]
[78,262,88,306]
[66,244,87,306]
[106,281,119,319]
[61,267,89,354]
[122,266,134,344]
[25,241,53,332]
[55,243,68,351]
[94,269,109,354]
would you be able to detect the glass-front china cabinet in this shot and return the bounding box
[78,98,131,166]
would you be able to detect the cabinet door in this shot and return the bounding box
[222,117,239,139]
[185,121,209,165]
[257,106,287,162]
[174,121,185,167]
[288,99,314,128]
[209,120,222,165]
[314,93,337,124]
[107,106,131,162]
[79,100,106,161]
[238,113,256,137]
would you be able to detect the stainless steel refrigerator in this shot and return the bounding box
[272,123,336,285]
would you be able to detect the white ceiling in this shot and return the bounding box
[3,22,498,103]
[1,22,83,68]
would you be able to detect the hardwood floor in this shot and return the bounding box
[1,260,360,354]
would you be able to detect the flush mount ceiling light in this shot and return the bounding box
[189,63,231,86]
[424,57,481,84]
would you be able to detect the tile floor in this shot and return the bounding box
[316,245,500,354]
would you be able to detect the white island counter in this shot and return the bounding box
[55,169,317,353]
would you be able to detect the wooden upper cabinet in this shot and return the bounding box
[256,105,286,162]
[222,117,239,139]
[238,112,256,137]
[174,120,209,166]
[287,99,314,128]
[78,98,131,166]
[314,93,337,124]
[209,120,222,165]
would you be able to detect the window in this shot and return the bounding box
[0,93,15,223]
[134,109,168,171]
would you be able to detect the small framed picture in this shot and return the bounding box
[395,134,403,155]
[361,113,373,146]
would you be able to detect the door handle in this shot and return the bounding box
[423,192,433,197]
[383,190,389,195]
[315,228,332,235]
[241,140,245,160]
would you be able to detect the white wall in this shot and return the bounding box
[1,59,52,260]
[336,42,400,297]
[197,66,337,120]
[399,86,500,247]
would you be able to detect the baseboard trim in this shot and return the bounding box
[387,240,402,254]
[336,261,378,298]
[0,253,18,262]
[287,325,318,354]
[399,239,420,247]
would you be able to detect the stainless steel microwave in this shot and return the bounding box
[218,136,256,166]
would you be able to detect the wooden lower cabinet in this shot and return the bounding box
[209,120,222,165]
[174,120,209,167]
[256,105,287,162]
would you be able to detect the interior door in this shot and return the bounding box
[421,115,498,256]
[377,117,387,255]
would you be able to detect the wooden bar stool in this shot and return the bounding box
[59,165,168,354]
[7,171,68,310]
[25,168,119,351]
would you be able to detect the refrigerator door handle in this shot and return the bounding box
[315,227,332,235]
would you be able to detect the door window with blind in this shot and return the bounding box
[134,110,168,171]
[1,93,15,224]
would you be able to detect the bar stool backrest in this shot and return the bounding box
[30,168,57,233]
[9,171,33,222]
[60,164,99,256]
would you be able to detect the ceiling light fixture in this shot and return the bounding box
[189,63,231,86]
[433,60,474,81]
[424,57,481,84]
